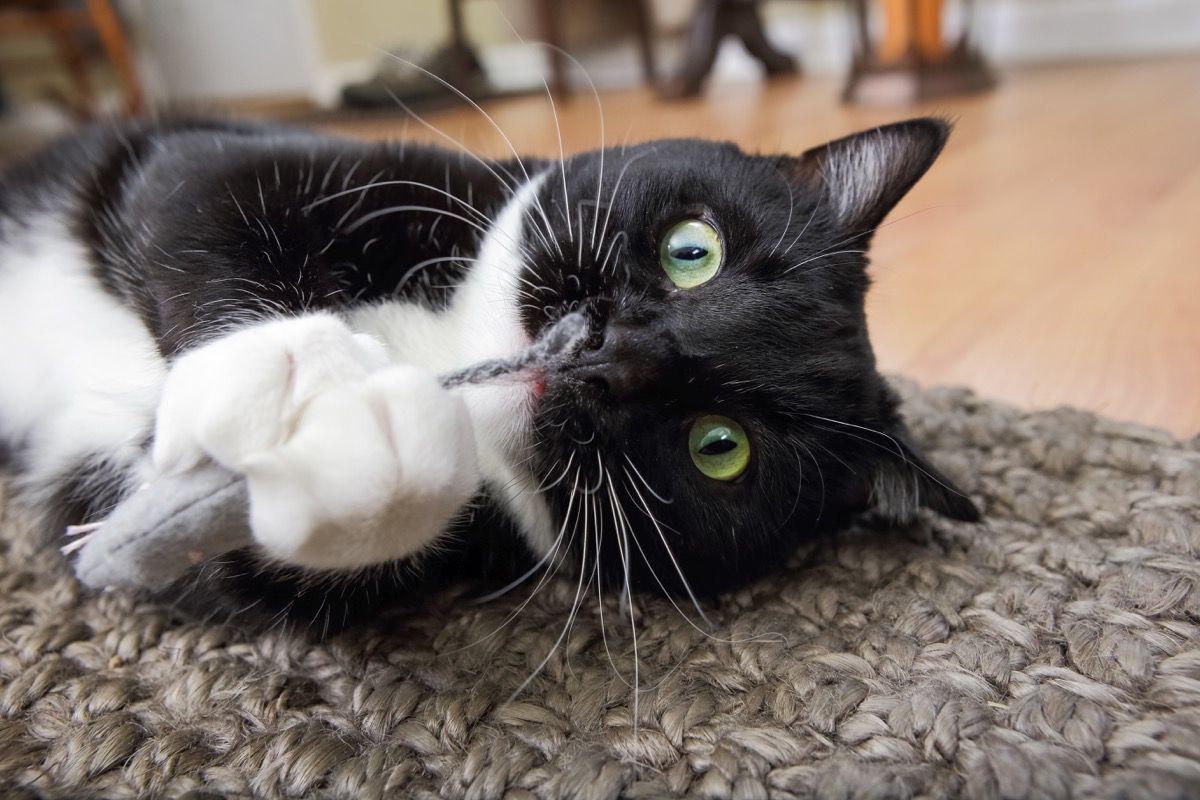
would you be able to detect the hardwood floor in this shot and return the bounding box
[328,57,1200,437]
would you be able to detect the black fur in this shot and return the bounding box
[0,116,977,628]
[518,121,978,596]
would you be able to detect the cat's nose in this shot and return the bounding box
[571,322,662,400]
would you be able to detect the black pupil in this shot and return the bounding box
[699,439,737,456]
[670,245,707,261]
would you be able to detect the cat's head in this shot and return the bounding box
[505,118,978,595]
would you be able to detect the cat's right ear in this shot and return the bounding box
[865,425,981,525]
[782,118,950,238]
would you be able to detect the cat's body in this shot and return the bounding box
[0,117,977,626]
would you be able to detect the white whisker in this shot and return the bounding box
[342,204,488,236]
[620,470,711,627]
[767,175,795,260]
[595,149,655,262]
[782,249,868,275]
[622,453,673,504]
[506,473,592,702]
[441,470,581,655]
[618,474,787,647]
[303,179,488,223]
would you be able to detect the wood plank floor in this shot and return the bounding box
[329,57,1200,437]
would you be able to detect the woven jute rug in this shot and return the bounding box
[1,380,1199,799]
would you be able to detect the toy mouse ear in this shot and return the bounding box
[867,426,980,525]
[783,118,950,237]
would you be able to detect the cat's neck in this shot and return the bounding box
[346,168,559,555]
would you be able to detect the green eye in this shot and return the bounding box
[688,415,750,481]
[660,219,723,288]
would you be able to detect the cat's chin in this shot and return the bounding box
[460,377,537,464]
[458,374,558,556]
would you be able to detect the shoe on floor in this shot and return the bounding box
[340,44,490,109]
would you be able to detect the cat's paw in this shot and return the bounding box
[151,315,479,570]
[152,313,388,474]
[239,366,480,568]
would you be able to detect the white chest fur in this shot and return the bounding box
[347,175,557,556]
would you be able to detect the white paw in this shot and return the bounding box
[153,313,388,474]
[151,316,479,570]
[239,366,480,569]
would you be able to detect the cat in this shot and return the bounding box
[0,115,978,626]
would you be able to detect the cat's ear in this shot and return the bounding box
[866,426,980,525]
[784,118,950,235]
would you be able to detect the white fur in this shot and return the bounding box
[349,175,557,557]
[1,175,553,570]
[238,366,478,568]
[152,314,388,474]
[0,218,164,501]
[151,312,480,568]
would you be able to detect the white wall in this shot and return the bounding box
[972,0,1200,64]
[127,0,324,102]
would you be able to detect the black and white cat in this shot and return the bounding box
[0,116,977,622]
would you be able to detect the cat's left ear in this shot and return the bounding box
[784,118,950,236]
[867,425,980,525]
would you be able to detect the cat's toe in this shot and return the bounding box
[240,365,480,570]
[151,313,387,475]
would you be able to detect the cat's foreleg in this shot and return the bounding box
[152,313,480,569]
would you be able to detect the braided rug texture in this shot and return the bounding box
[2,381,1199,800]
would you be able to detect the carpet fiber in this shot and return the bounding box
[2,381,1199,799]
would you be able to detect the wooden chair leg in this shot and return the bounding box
[629,0,658,86]
[727,0,796,76]
[83,0,143,114]
[843,0,992,104]
[662,0,795,99]
[46,6,93,117]
[660,0,721,98]
[848,0,870,57]
[445,0,473,78]
[536,0,570,99]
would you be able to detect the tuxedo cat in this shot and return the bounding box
[0,116,977,623]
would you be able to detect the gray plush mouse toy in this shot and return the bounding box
[65,312,588,591]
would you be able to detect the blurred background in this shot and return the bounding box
[0,0,1197,436]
